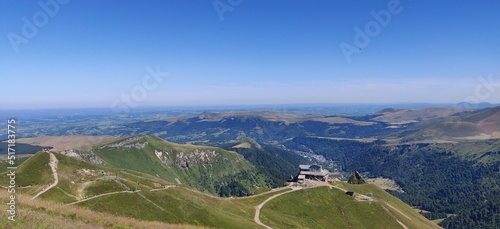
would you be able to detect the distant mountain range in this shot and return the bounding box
[2,105,500,228]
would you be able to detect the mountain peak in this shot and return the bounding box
[232,137,262,149]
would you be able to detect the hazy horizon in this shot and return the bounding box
[1,1,500,109]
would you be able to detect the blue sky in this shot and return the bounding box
[1,0,500,109]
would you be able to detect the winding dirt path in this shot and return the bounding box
[137,192,165,211]
[149,185,176,192]
[253,181,376,228]
[254,186,305,229]
[382,205,410,229]
[78,180,94,200]
[254,189,299,229]
[32,152,59,199]
[66,190,138,205]
[386,202,411,220]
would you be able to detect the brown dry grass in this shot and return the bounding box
[310,136,377,143]
[366,177,401,191]
[232,142,251,149]
[16,136,120,152]
[311,117,374,126]
[0,191,203,229]
[374,108,468,123]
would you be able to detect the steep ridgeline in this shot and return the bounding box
[92,135,268,196]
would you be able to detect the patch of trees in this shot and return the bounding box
[211,170,264,197]
[419,211,448,220]
[0,142,47,155]
[215,180,250,197]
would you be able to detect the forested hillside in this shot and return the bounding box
[218,139,307,187]
[288,137,500,228]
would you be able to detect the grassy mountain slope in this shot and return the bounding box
[413,139,500,164]
[261,184,440,229]
[288,136,500,227]
[0,152,53,196]
[404,106,500,141]
[91,135,268,196]
[0,191,202,229]
[0,149,438,229]
[373,108,467,124]
[0,156,30,173]
[339,183,441,229]
[261,187,399,228]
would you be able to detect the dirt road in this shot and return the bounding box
[254,188,301,229]
[32,152,59,199]
[253,181,375,228]
[67,190,138,205]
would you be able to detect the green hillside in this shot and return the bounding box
[0,156,30,173]
[75,182,438,229]
[0,148,439,229]
[0,152,53,196]
[426,139,500,164]
[91,135,269,196]
[261,184,440,229]
[261,187,399,228]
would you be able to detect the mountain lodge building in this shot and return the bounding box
[297,164,328,183]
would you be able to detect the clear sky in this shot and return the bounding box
[1,0,500,109]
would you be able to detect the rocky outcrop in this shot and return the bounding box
[348,171,366,184]
[60,149,103,164]
[155,150,169,164]
[106,136,148,149]
[176,149,222,168]
[153,148,227,169]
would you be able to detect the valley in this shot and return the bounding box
[1,105,500,228]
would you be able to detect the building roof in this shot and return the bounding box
[299,164,323,170]
[300,171,328,177]
[299,165,311,170]
[298,174,306,179]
